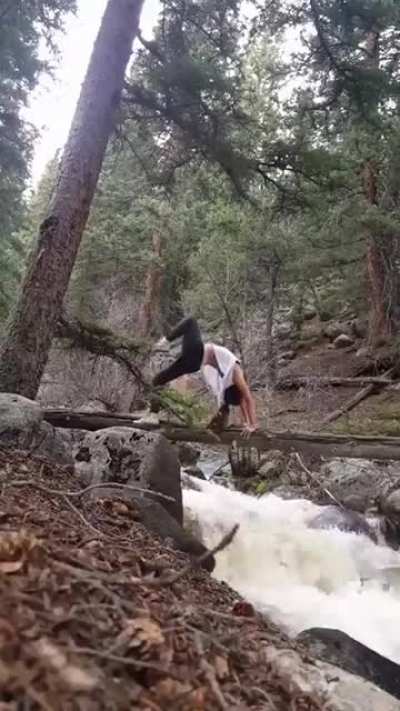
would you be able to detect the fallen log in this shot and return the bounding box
[44,408,400,462]
[320,367,395,427]
[277,376,396,390]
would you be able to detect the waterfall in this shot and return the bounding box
[184,478,400,663]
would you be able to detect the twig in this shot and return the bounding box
[210,460,230,478]
[3,480,175,502]
[61,495,106,539]
[68,645,175,675]
[294,453,344,509]
[150,524,239,587]
[319,367,394,427]
[194,631,228,711]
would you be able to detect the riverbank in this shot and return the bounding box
[1,448,398,710]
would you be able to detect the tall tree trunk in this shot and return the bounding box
[265,254,280,390]
[362,160,394,346]
[0,0,144,398]
[138,232,164,337]
[361,31,397,346]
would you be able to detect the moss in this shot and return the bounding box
[333,417,400,437]
[255,480,268,496]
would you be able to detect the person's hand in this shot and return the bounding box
[240,423,258,439]
[156,336,168,348]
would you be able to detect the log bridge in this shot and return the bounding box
[45,408,400,463]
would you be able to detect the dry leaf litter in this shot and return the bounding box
[0,449,332,710]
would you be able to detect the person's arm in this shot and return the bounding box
[233,366,258,431]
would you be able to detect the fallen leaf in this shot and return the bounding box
[0,560,23,574]
[62,664,97,692]
[184,686,207,710]
[214,655,229,680]
[153,678,192,701]
[35,638,97,691]
[0,530,42,572]
[117,617,165,652]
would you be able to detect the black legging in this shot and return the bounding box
[153,317,204,386]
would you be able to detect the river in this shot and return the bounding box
[183,477,400,664]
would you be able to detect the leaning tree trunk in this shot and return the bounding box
[0,0,144,398]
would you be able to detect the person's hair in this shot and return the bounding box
[224,384,242,406]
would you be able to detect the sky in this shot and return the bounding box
[26,0,160,187]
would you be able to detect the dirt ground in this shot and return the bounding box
[0,448,328,711]
[254,343,400,436]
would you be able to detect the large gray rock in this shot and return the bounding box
[265,645,399,711]
[323,320,354,340]
[308,505,377,542]
[177,442,200,467]
[87,485,214,571]
[297,628,400,700]
[75,427,183,523]
[0,394,74,466]
[333,333,355,349]
[0,393,42,445]
[258,450,287,481]
[320,459,395,512]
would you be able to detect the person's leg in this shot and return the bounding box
[153,316,203,387]
[167,316,202,345]
[153,356,190,387]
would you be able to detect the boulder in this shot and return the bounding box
[79,400,110,412]
[380,488,400,519]
[258,450,287,480]
[274,320,294,340]
[82,484,214,572]
[75,427,182,524]
[183,465,206,480]
[297,628,400,701]
[323,320,354,340]
[178,442,200,467]
[356,345,372,358]
[333,333,355,349]
[0,393,43,447]
[32,422,76,467]
[181,472,203,492]
[265,645,399,710]
[308,505,377,542]
[320,459,393,512]
[0,394,74,466]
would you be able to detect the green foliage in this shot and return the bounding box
[16,0,400,357]
[0,1,76,320]
[160,387,209,426]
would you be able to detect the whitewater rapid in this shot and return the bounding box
[183,478,400,663]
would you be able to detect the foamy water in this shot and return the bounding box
[183,478,400,663]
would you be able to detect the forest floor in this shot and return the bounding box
[254,341,400,437]
[0,448,328,711]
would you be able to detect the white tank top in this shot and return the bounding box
[201,344,239,406]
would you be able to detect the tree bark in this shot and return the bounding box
[265,254,280,390]
[45,407,400,461]
[137,232,164,337]
[0,0,144,398]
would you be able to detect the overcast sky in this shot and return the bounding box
[26,0,160,187]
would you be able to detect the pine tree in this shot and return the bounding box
[0,1,76,319]
[0,0,145,398]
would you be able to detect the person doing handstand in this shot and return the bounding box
[153,317,258,435]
